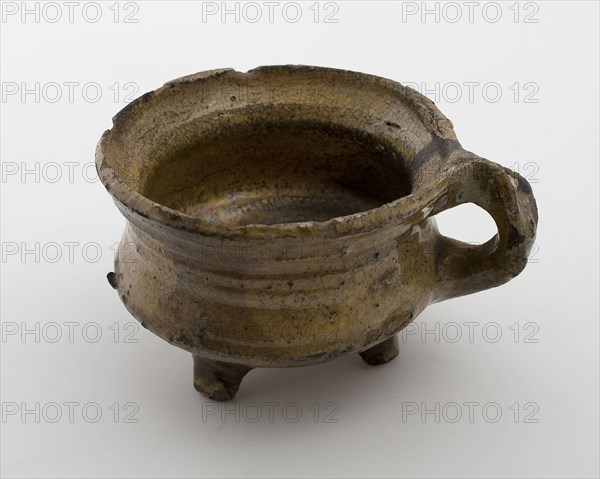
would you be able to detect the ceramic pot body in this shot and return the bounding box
[97,66,537,379]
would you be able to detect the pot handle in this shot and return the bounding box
[430,153,538,302]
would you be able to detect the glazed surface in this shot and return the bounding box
[97,66,537,369]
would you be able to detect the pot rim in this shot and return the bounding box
[96,65,460,240]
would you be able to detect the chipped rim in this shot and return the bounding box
[96,65,462,240]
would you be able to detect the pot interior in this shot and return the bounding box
[142,120,412,226]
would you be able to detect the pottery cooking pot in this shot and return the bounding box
[96,66,538,400]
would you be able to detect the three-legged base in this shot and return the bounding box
[359,335,399,366]
[193,355,252,401]
[193,335,399,401]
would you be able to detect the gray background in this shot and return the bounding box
[1,1,598,477]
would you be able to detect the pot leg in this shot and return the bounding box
[192,355,252,401]
[359,335,399,366]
